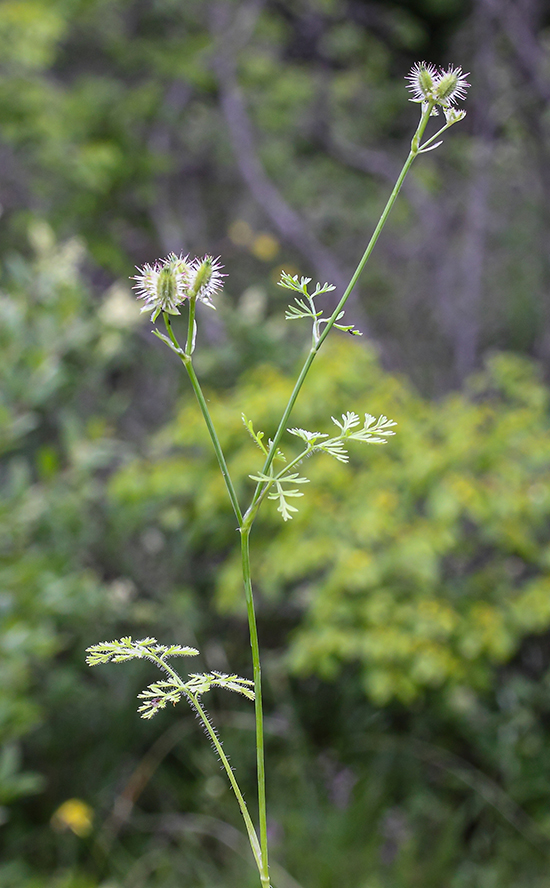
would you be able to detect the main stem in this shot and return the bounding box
[241,527,270,888]
[237,108,434,886]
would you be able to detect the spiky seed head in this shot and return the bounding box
[406,62,439,103]
[188,255,225,309]
[434,65,470,106]
[157,266,178,304]
[132,253,191,321]
[406,61,470,109]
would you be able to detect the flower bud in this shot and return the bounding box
[444,107,466,124]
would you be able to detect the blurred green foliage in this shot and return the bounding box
[2,0,550,886]
[0,222,119,818]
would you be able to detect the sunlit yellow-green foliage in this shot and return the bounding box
[111,337,550,706]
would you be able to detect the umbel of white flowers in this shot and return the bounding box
[132,253,224,321]
[406,61,470,120]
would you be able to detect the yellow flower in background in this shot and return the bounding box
[251,233,279,262]
[228,219,253,247]
[51,798,93,837]
[227,220,280,261]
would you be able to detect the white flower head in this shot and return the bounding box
[188,255,225,309]
[406,61,470,109]
[132,253,191,321]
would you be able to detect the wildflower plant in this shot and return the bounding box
[87,64,469,887]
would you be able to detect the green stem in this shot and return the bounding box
[145,653,264,878]
[190,692,264,876]
[411,101,435,152]
[240,528,270,888]
[417,114,459,153]
[163,314,243,526]
[274,448,312,481]
[243,104,433,519]
[186,294,197,355]
[185,360,244,524]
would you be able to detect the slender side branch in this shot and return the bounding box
[190,692,263,874]
[242,105,432,527]
[185,360,244,525]
[164,315,243,526]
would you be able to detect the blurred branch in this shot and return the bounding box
[479,0,550,360]
[324,132,432,217]
[96,719,194,855]
[208,1,348,297]
[146,80,199,254]
[445,0,497,380]
[479,0,550,104]
[365,732,550,856]
[453,146,492,380]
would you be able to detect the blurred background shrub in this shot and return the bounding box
[3,1,550,887]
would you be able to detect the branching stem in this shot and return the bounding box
[162,100,443,888]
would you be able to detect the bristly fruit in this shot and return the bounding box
[406,61,470,110]
[132,253,191,321]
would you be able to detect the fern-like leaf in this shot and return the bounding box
[186,672,255,700]
[285,298,317,321]
[331,412,361,434]
[267,474,310,521]
[136,672,255,719]
[315,439,350,462]
[242,413,268,455]
[311,281,336,298]
[277,271,312,293]
[138,680,183,718]
[86,636,199,666]
[347,413,397,443]
[287,427,328,444]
